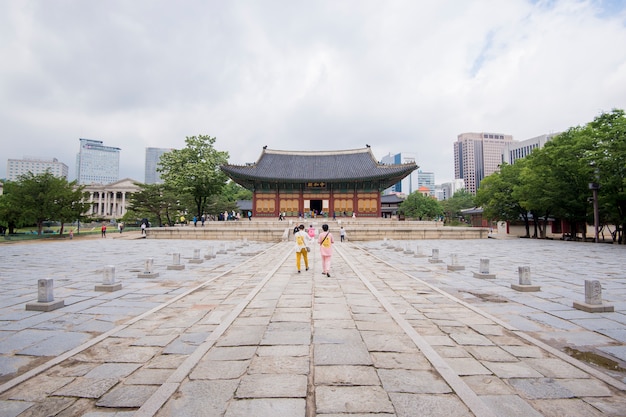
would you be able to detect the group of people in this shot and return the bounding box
[294,224,343,277]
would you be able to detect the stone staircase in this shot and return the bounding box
[146,218,489,242]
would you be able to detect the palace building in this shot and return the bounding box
[221,147,418,218]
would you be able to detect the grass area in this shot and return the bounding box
[2,223,139,242]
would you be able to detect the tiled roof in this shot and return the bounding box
[221,148,417,185]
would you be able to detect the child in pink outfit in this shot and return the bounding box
[318,224,334,277]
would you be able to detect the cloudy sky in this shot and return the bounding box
[1,0,625,184]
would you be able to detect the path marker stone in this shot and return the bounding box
[95,265,122,292]
[217,243,227,254]
[189,249,203,264]
[473,258,496,279]
[511,266,540,292]
[447,253,465,271]
[403,243,414,255]
[204,246,215,260]
[167,252,185,270]
[138,258,160,278]
[25,278,64,311]
[573,280,614,312]
[428,248,443,263]
[414,245,427,258]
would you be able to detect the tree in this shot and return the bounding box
[0,172,88,235]
[399,192,443,220]
[585,109,626,243]
[441,189,475,223]
[53,181,90,235]
[0,181,25,234]
[158,135,230,218]
[476,161,531,237]
[125,183,181,226]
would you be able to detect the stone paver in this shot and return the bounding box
[0,235,624,417]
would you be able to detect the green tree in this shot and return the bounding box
[0,181,24,234]
[158,135,230,218]
[125,183,180,226]
[441,189,475,223]
[53,181,90,235]
[476,161,531,237]
[585,109,626,243]
[1,172,88,235]
[399,192,443,220]
[514,126,596,240]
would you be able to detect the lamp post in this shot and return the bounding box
[588,181,599,243]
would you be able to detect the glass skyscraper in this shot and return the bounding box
[145,147,173,184]
[76,138,121,185]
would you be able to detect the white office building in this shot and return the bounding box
[6,157,69,181]
[76,138,121,185]
[502,133,559,165]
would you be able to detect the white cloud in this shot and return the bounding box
[1,0,625,184]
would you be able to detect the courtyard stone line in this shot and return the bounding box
[347,244,626,393]
[0,241,278,396]
[134,249,292,416]
[0,237,625,416]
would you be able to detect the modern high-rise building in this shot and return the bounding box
[145,147,173,184]
[381,152,418,195]
[437,179,465,201]
[417,170,435,197]
[502,133,559,165]
[454,132,513,194]
[6,157,69,181]
[76,138,121,185]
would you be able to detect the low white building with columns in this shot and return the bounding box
[82,178,141,220]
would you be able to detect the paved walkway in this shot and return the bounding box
[0,236,624,416]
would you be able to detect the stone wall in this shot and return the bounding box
[146,221,488,242]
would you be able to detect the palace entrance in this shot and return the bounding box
[310,199,323,215]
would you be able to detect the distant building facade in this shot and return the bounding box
[82,178,141,220]
[76,138,121,185]
[454,132,513,194]
[381,152,418,195]
[438,179,465,201]
[417,170,435,197]
[6,157,69,181]
[502,133,558,165]
[145,147,173,184]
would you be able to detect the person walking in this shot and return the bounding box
[101,223,107,238]
[294,224,309,273]
[318,224,334,277]
[340,226,346,242]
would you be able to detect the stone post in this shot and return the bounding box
[138,257,160,278]
[205,246,215,259]
[96,265,122,292]
[167,252,185,270]
[26,278,65,311]
[189,248,203,264]
[403,243,414,255]
[429,249,443,263]
[511,266,540,292]
[573,280,614,312]
[473,258,495,279]
[414,245,427,258]
[447,253,465,271]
